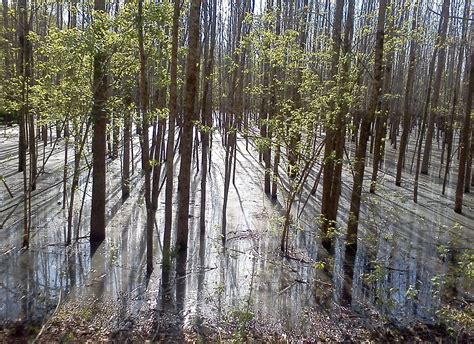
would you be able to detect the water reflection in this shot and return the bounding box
[0,130,472,340]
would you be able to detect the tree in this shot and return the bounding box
[90,0,108,244]
[344,0,388,301]
[454,30,473,214]
[163,0,181,271]
[175,0,201,253]
[442,0,470,196]
[18,0,31,247]
[420,0,450,175]
[396,0,419,187]
[17,0,28,176]
[199,0,217,241]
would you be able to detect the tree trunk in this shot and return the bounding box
[320,0,344,252]
[344,0,387,302]
[270,0,282,199]
[122,95,132,200]
[175,0,201,252]
[163,0,181,270]
[17,0,28,174]
[396,1,418,186]
[421,0,450,175]
[200,0,217,240]
[137,0,155,275]
[443,0,469,195]
[90,0,108,245]
[454,33,473,213]
[327,0,354,233]
[2,0,11,80]
[370,7,394,193]
[67,121,91,244]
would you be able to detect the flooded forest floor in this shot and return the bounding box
[0,122,473,342]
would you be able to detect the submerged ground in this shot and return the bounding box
[0,122,473,342]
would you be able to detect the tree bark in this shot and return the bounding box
[199,0,217,240]
[175,0,201,252]
[320,0,344,252]
[122,95,132,200]
[344,0,387,302]
[17,0,28,175]
[163,0,181,270]
[396,1,419,187]
[421,0,450,175]
[90,0,108,245]
[454,33,473,213]
[443,0,469,195]
[370,4,394,194]
[18,0,30,248]
[137,0,155,275]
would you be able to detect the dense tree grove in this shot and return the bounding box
[0,0,473,340]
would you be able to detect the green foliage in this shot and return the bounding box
[436,304,474,335]
[363,262,386,287]
[314,261,326,271]
[405,284,419,300]
[111,1,172,96]
[458,251,474,279]
[225,301,255,343]
[29,27,92,128]
[254,136,270,153]
[0,0,173,143]
[194,120,214,134]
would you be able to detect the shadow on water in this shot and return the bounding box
[152,251,188,342]
[175,252,187,335]
[0,128,472,339]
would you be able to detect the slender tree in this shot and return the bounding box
[163,0,181,270]
[18,0,30,247]
[90,0,108,244]
[199,0,217,239]
[396,0,419,186]
[454,30,473,214]
[320,0,345,251]
[344,0,388,301]
[421,0,450,175]
[175,0,201,252]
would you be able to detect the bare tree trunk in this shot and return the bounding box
[2,0,11,79]
[327,0,354,233]
[200,0,217,239]
[67,121,91,244]
[443,0,469,195]
[122,95,132,200]
[320,0,344,252]
[421,0,450,175]
[90,0,108,245]
[62,127,69,209]
[261,2,272,194]
[221,1,252,245]
[163,0,181,270]
[18,0,28,174]
[271,0,282,199]
[414,43,440,203]
[262,62,271,193]
[344,0,387,302]
[111,114,119,159]
[466,128,473,191]
[18,0,31,248]
[454,32,473,213]
[396,1,419,186]
[137,0,155,275]
[175,0,201,252]
[370,5,394,193]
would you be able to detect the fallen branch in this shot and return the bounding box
[1,176,13,198]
